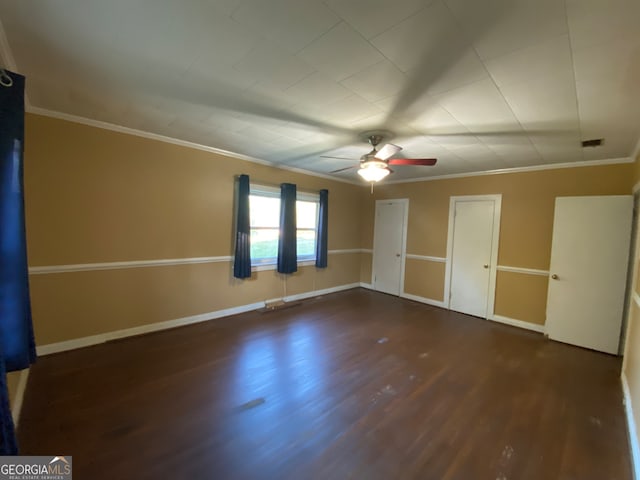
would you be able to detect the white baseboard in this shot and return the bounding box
[489,314,546,333]
[364,288,544,335]
[400,292,446,308]
[622,373,640,480]
[359,282,374,290]
[283,283,360,302]
[11,368,29,426]
[36,283,362,356]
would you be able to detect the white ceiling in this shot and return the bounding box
[1,0,639,182]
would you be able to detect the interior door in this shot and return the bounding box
[546,196,632,354]
[449,200,496,318]
[372,200,407,296]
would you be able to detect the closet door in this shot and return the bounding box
[546,196,632,354]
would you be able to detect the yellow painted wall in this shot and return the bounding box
[21,113,638,347]
[404,259,446,301]
[363,164,633,324]
[24,114,366,346]
[19,111,640,457]
[494,271,548,325]
[6,371,21,412]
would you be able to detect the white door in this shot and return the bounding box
[372,200,408,296]
[447,198,500,318]
[546,196,632,354]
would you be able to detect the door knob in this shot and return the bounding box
[551,274,558,280]
[483,264,489,269]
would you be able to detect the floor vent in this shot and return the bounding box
[260,300,301,313]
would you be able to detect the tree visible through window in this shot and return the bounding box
[249,186,318,265]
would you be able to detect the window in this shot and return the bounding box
[249,185,319,266]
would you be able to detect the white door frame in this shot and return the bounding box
[372,198,409,295]
[444,194,502,319]
[622,192,640,371]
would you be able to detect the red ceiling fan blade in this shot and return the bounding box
[375,143,402,160]
[330,165,358,173]
[388,158,437,166]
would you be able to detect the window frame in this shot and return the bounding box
[248,184,320,269]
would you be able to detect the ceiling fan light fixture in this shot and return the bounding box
[357,163,390,182]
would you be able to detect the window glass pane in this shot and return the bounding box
[247,190,319,265]
[297,200,317,229]
[297,229,316,257]
[251,228,279,261]
[250,195,280,228]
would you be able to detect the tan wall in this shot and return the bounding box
[494,271,548,325]
[6,371,21,412]
[363,163,633,325]
[633,151,640,187]
[404,259,446,301]
[359,252,372,285]
[24,114,366,346]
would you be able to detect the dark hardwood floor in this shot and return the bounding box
[19,288,631,479]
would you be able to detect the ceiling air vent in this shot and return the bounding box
[581,138,604,147]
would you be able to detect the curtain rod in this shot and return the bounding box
[235,175,325,194]
[0,68,13,87]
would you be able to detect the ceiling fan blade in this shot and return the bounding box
[330,165,358,173]
[375,143,402,161]
[320,155,357,161]
[388,158,437,166]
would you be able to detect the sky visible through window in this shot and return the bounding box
[249,195,317,263]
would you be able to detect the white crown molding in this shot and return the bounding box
[25,109,635,189]
[496,265,550,277]
[26,106,360,186]
[384,157,634,185]
[23,105,639,190]
[406,254,446,263]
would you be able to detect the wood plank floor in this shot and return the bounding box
[19,289,631,479]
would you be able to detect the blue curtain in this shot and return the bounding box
[233,174,251,279]
[0,69,36,454]
[315,189,328,268]
[277,183,297,274]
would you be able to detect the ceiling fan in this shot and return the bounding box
[323,132,437,183]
